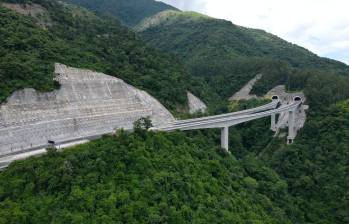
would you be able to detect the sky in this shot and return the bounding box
[159,0,349,65]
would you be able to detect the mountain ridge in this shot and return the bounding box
[62,0,179,26]
[139,10,349,73]
[0,0,348,223]
[0,0,198,111]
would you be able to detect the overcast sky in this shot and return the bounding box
[159,0,349,65]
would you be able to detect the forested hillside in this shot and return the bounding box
[62,0,178,26]
[0,0,194,111]
[0,130,295,223]
[137,11,349,223]
[230,100,349,223]
[1,100,348,223]
[139,11,349,108]
[140,11,349,74]
[0,0,349,223]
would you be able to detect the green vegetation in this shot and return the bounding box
[0,0,349,223]
[140,12,349,108]
[337,100,349,112]
[1,100,347,223]
[62,0,178,27]
[267,104,349,223]
[251,63,349,110]
[137,11,349,223]
[0,0,191,111]
[140,12,349,73]
[233,101,349,223]
[0,130,293,223]
[135,11,211,32]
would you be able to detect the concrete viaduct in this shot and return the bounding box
[153,96,303,152]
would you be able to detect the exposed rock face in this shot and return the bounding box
[229,74,262,101]
[0,63,174,156]
[187,92,207,114]
[265,85,308,136]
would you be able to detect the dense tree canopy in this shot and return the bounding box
[62,0,178,27]
[140,11,349,108]
[0,131,294,224]
[140,11,349,74]
[0,0,348,223]
[0,0,193,111]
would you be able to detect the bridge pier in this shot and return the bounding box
[287,109,296,144]
[271,114,276,132]
[221,126,229,152]
[270,95,279,132]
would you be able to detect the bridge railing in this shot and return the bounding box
[154,99,302,152]
[173,100,279,125]
[158,101,300,131]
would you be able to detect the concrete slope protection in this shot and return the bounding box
[187,91,207,114]
[229,74,262,101]
[0,63,174,158]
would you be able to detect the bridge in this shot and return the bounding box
[152,96,303,152]
[0,95,303,169]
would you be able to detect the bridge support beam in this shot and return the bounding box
[287,109,296,144]
[271,114,276,132]
[221,126,229,152]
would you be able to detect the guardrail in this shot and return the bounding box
[154,100,301,151]
[158,101,299,131]
[173,100,279,125]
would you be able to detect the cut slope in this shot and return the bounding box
[0,64,174,156]
[0,0,191,111]
[187,91,207,114]
[230,74,262,101]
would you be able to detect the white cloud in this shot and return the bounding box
[160,0,349,64]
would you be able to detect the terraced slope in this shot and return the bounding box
[0,64,174,156]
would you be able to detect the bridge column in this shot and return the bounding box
[271,114,276,131]
[221,126,229,152]
[287,109,296,144]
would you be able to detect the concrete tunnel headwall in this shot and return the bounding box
[293,96,303,102]
[272,95,279,100]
